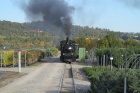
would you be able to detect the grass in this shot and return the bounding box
[28,62,42,67]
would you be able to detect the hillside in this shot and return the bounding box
[23,21,139,39]
[0,20,139,49]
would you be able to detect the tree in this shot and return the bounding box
[39,41,45,48]
[115,38,124,48]
[0,38,4,46]
[124,39,139,48]
[105,33,116,47]
[75,36,86,48]
[99,37,109,48]
[85,38,92,50]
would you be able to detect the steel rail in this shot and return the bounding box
[58,63,76,93]
[71,63,76,93]
[58,63,66,93]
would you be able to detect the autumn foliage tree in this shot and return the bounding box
[39,41,45,48]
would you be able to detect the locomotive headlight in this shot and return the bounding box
[68,47,72,50]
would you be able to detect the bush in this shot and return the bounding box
[94,48,136,67]
[1,49,43,66]
[3,50,14,66]
[83,67,140,93]
[46,47,58,57]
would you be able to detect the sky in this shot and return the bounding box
[0,0,140,33]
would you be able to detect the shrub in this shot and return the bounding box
[83,67,140,93]
[1,49,43,66]
[46,47,58,57]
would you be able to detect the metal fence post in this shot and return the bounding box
[1,53,2,68]
[25,52,27,67]
[13,52,15,67]
[18,51,21,72]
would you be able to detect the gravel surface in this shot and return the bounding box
[72,62,91,92]
[0,58,65,93]
[73,68,88,81]
[0,57,92,93]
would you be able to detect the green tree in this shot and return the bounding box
[99,37,109,48]
[75,36,86,48]
[105,33,116,47]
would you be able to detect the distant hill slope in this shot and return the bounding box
[23,21,139,40]
[0,20,139,49]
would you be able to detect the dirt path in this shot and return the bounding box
[0,58,65,93]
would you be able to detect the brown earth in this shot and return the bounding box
[0,71,25,88]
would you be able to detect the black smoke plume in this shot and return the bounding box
[119,0,140,9]
[21,0,74,36]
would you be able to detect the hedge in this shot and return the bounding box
[0,50,44,66]
[83,67,140,93]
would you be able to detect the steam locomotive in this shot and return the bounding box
[60,37,79,63]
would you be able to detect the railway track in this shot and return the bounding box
[59,63,75,93]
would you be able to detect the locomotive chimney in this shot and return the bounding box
[66,37,69,44]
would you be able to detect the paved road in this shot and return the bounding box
[0,58,65,93]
